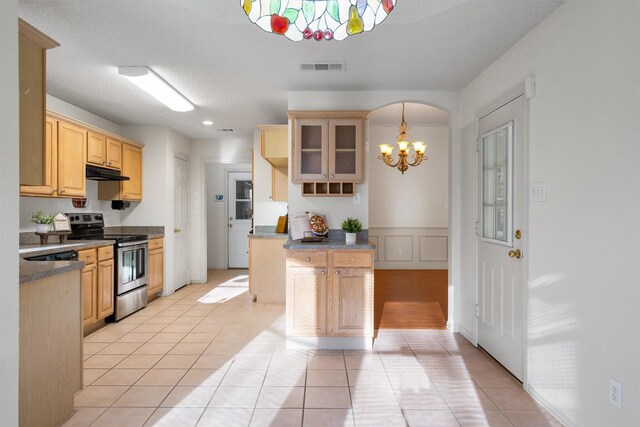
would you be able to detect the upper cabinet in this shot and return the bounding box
[18,19,59,187]
[260,126,288,168]
[98,142,143,202]
[106,137,123,170]
[87,132,122,171]
[57,120,87,197]
[289,111,367,187]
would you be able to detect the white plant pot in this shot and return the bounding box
[35,224,50,234]
[345,232,357,244]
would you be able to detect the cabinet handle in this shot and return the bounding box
[335,271,340,275]
[108,162,112,165]
[305,257,311,262]
[322,174,327,178]
[321,271,325,275]
[330,175,334,178]
[59,189,65,194]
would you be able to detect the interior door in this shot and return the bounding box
[477,95,525,381]
[174,156,189,289]
[228,172,252,268]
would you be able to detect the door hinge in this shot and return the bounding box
[474,304,480,318]
[474,221,479,236]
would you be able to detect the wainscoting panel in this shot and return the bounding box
[384,236,414,262]
[370,227,448,269]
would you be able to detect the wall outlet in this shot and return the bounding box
[609,378,623,410]
[353,192,360,205]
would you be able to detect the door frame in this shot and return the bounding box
[472,82,531,388]
[227,171,252,269]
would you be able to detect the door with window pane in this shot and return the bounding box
[477,95,525,381]
[228,172,252,268]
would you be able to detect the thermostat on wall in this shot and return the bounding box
[215,195,223,201]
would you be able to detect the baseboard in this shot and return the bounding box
[287,336,373,350]
[458,324,474,343]
[446,321,458,332]
[527,385,575,427]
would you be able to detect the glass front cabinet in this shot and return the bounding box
[290,112,367,190]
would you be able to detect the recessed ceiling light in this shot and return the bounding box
[118,66,194,112]
[202,120,214,126]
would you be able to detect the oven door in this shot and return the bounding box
[117,241,148,294]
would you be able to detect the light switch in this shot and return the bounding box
[531,182,547,202]
[353,192,361,205]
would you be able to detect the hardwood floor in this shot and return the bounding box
[374,269,448,330]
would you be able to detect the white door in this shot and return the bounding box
[477,95,525,381]
[174,156,189,289]
[228,172,252,268]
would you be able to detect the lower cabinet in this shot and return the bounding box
[285,249,373,338]
[249,237,287,303]
[79,246,114,329]
[148,237,164,300]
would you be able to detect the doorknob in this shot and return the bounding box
[508,249,522,259]
[174,228,181,233]
[229,224,233,228]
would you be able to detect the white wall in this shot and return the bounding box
[189,138,252,282]
[369,125,449,228]
[253,129,287,226]
[120,126,191,294]
[205,162,251,269]
[1,0,19,424]
[458,2,640,425]
[46,95,123,135]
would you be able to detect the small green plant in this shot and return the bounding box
[30,211,54,225]
[341,217,362,233]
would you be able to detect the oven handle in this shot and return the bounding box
[118,240,149,248]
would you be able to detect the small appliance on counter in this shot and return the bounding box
[275,215,288,233]
[66,213,148,321]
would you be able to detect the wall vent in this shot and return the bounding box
[217,128,236,133]
[299,62,345,71]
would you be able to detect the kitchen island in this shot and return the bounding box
[284,238,375,349]
[249,229,289,303]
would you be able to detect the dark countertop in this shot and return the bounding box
[104,226,164,239]
[250,232,289,239]
[283,239,376,250]
[19,258,84,284]
[19,240,116,259]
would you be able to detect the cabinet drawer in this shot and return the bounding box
[286,251,327,267]
[78,249,96,266]
[332,251,372,268]
[148,238,163,250]
[97,245,114,261]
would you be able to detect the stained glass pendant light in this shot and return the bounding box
[241,0,396,41]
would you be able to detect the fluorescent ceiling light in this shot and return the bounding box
[202,120,214,126]
[118,66,194,112]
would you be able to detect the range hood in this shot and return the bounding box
[86,165,130,181]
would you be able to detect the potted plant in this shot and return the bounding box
[341,217,362,244]
[31,211,54,233]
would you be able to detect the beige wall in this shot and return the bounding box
[253,129,287,226]
[458,2,640,425]
[1,0,19,424]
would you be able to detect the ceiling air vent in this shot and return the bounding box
[217,128,236,133]
[299,62,345,71]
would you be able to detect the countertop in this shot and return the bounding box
[19,258,84,284]
[283,239,376,250]
[19,240,116,259]
[249,232,289,239]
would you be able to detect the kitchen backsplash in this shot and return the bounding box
[19,181,121,232]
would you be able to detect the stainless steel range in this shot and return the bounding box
[67,213,149,321]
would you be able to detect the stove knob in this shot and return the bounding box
[75,215,80,221]
[95,215,102,221]
[69,216,74,222]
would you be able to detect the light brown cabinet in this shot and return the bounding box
[57,120,87,197]
[272,166,288,202]
[99,142,143,201]
[259,125,289,202]
[79,246,114,330]
[249,237,287,303]
[106,137,123,169]
[285,249,373,338]
[289,111,367,188]
[87,132,122,171]
[18,19,59,187]
[20,116,57,196]
[148,237,164,300]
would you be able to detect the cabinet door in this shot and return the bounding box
[272,166,288,202]
[57,120,87,197]
[20,116,58,196]
[97,259,114,320]
[329,268,373,336]
[286,267,327,336]
[329,119,363,182]
[293,119,328,182]
[81,266,98,327]
[105,137,122,170]
[87,132,106,166]
[148,248,164,297]
[121,143,142,200]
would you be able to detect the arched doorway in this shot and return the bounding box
[368,102,451,329]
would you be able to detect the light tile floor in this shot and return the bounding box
[64,270,562,427]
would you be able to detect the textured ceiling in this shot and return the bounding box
[18,0,562,140]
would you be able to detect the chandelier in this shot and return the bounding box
[241,0,396,41]
[378,103,427,174]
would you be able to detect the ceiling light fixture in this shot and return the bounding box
[241,0,396,41]
[378,103,427,174]
[202,120,214,126]
[118,66,194,112]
